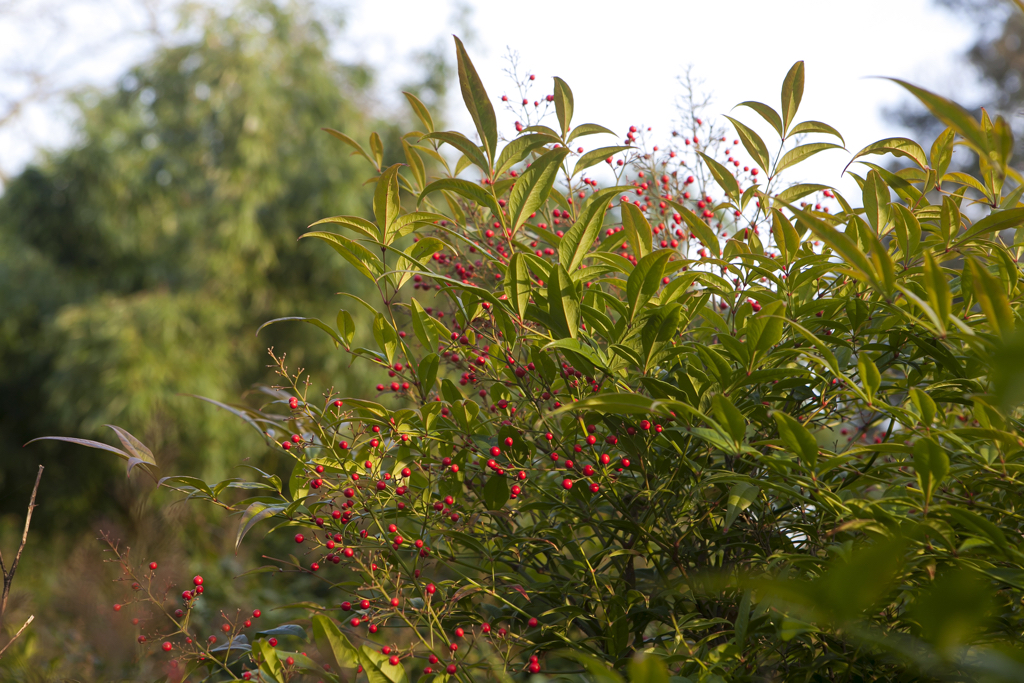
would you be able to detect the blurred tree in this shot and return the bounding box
[890,0,1023,166]
[0,0,448,529]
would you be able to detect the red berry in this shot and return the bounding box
[528,617,538,627]
[562,479,573,490]
[252,609,261,618]
[193,576,203,586]
[137,635,146,644]
[289,397,299,409]
[481,623,491,633]
[113,604,122,612]
[268,637,278,647]
[390,655,400,666]
[286,656,295,666]
[162,641,173,651]
[149,562,158,570]
[447,664,457,674]
[295,534,304,544]
[455,627,464,638]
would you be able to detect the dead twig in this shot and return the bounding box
[0,614,34,660]
[0,465,43,629]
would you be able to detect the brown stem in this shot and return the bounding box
[0,614,34,660]
[1,465,44,628]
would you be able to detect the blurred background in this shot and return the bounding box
[0,0,1018,678]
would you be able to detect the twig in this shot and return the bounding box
[0,614,34,660]
[0,465,43,627]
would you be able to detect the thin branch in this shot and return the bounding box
[0,465,43,626]
[0,615,34,660]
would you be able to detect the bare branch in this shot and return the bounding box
[0,615,34,660]
[0,465,43,627]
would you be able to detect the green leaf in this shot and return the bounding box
[909,387,937,426]
[858,353,881,402]
[402,91,434,133]
[410,299,438,353]
[956,207,1024,246]
[559,187,625,272]
[930,126,955,177]
[418,353,439,395]
[373,313,399,364]
[25,435,130,461]
[724,115,771,173]
[375,164,403,242]
[553,76,574,137]
[254,639,285,683]
[620,202,653,259]
[966,257,1014,336]
[359,645,409,683]
[775,142,843,174]
[745,300,786,355]
[420,131,490,174]
[419,178,502,222]
[256,317,342,348]
[736,101,784,139]
[308,214,380,242]
[913,437,949,508]
[848,137,929,172]
[547,264,581,339]
[862,170,891,233]
[892,204,921,257]
[772,411,818,467]
[300,231,383,282]
[774,183,831,205]
[628,654,671,683]
[483,475,509,510]
[496,133,557,177]
[711,395,746,445]
[670,201,720,257]
[546,392,668,417]
[322,127,374,167]
[788,120,845,145]
[508,147,569,233]
[725,482,759,530]
[337,310,355,348]
[572,145,631,176]
[922,251,951,334]
[698,152,740,198]
[625,250,673,321]
[235,501,286,552]
[453,36,497,163]
[566,123,616,142]
[884,78,988,159]
[504,253,532,318]
[780,61,805,134]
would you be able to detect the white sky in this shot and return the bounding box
[0,0,983,198]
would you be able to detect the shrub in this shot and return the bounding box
[31,35,1024,682]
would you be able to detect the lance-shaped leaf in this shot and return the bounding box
[725,482,760,530]
[552,76,574,137]
[559,186,626,272]
[862,169,892,233]
[547,264,581,339]
[846,137,929,173]
[504,252,532,318]
[913,438,949,509]
[772,411,818,467]
[308,214,380,242]
[236,502,287,552]
[572,145,631,176]
[712,394,746,445]
[789,120,845,144]
[454,35,497,161]
[312,616,360,671]
[745,300,786,355]
[858,353,881,402]
[669,199,720,257]
[626,250,673,321]
[620,202,652,259]
[780,61,805,134]
[420,131,490,174]
[698,151,740,198]
[884,78,987,158]
[775,142,844,174]
[496,133,557,177]
[923,251,951,334]
[966,257,1014,337]
[508,147,569,233]
[737,101,784,139]
[374,164,402,242]
[419,177,503,222]
[566,123,616,142]
[402,91,434,133]
[256,316,343,348]
[301,231,384,282]
[725,115,771,173]
[322,127,375,167]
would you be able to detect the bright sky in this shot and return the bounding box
[336,0,980,198]
[1,0,981,198]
